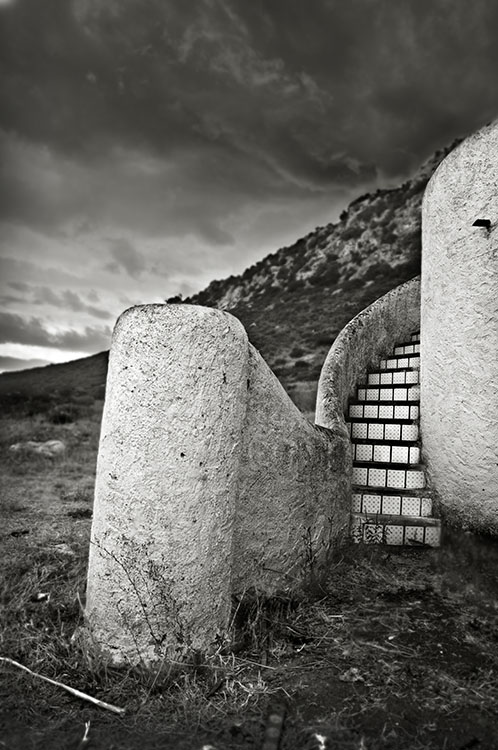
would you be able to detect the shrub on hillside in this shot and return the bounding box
[361,261,395,282]
[290,346,305,358]
[341,224,363,242]
[48,403,81,424]
[26,393,55,417]
[308,261,341,287]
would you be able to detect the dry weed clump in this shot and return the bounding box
[1,406,498,748]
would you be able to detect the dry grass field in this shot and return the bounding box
[1,396,498,749]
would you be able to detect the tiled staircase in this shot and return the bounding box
[347,332,441,547]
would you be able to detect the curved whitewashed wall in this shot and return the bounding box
[421,121,498,533]
[86,304,349,665]
[316,277,421,431]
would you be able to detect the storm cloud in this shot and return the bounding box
[0,311,111,352]
[1,0,498,368]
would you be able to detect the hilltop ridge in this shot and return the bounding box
[0,140,459,409]
[185,141,458,406]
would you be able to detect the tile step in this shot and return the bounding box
[348,422,419,440]
[380,355,420,370]
[367,369,419,385]
[351,516,441,547]
[393,343,420,356]
[353,490,433,517]
[352,443,420,464]
[357,385,420,402]
[349,403,419,420]
[353,463,426,490]
[352,512,440,527]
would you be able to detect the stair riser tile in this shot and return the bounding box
[353,444,420,464]
[368,371,419,386]
[349,404,419,420]
[348,422,419,441]
[380,356,420,370]
[353,466,425,489]
[357,386,420,403]
[393,343,420,356]
[351,521,440,547]
[352,493,433,516]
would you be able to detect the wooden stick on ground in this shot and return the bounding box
[0,657,126,715]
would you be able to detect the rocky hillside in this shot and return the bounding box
[1,140,459,412]
[184,141,458,408]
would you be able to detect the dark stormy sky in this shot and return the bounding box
[1,0,498,370]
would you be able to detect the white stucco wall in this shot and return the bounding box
[232,346,350,595]
[421,120,498,533]
[316,277,421,430]
[86,304,349,665]
[86,305,248,664]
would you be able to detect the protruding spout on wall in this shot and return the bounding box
[472,218,491,229]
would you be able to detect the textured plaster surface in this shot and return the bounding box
[86,305,249,664]
[86,305,349,665]
[315,277,421,434]
[232,346,350,595]
[421,121,498,533]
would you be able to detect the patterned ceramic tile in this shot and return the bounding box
[368,373,380,385]
[420,498,433,516]
[405,527,425,544]
[368,423,384,440]
[382,495,401,514]
[356,444,373,461]
[352,494,362,512]
[406,470,425,489]
[394,405,409,419]
[387,469,406,488]
[374,444,391,462]
[363,494,382,513]
[401,497,421,515]
[392,446,409,463]
[386,525,404,545]
[369,468,387,487]
[353,467,368,485]
[365,404,379,418]
[352,423,368,439]
[410,447,421,463]
[384,423,401,440]
[401,424,418,441]
[425,527,441,547]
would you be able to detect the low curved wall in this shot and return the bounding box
[315,277,421,433]
[421,121,498,533]
[86,304,349,665]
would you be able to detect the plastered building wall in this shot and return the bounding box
[316,277,421,431]
[86,304,349,665]
[421,121,498,533]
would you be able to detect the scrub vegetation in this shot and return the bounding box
[1,136,496,747]
[1,393,498,749]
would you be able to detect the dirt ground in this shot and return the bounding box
[1,408,498,749]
